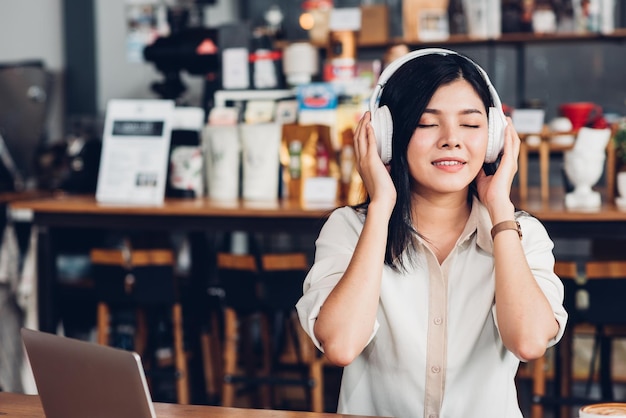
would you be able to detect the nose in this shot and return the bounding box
[438,124,461,149]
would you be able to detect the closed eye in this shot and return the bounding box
[417,124,437,128]
[462,124,480,128]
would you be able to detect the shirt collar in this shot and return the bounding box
[459,196,494,254]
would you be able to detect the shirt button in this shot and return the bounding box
[433,317,442,325]
[431,365,441,373]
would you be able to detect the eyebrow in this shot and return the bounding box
[423,108,485,116]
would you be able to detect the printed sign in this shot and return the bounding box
[96,99,175,204]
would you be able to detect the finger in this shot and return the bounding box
[505,119,521,158]
[366,122,378,155]
[355,112,371,158]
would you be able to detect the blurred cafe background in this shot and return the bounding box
[2,1,626,417]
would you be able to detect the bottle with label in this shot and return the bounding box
[288,140,303,199]
[340,144,354,200]
[316,142,330,177]
[288,140,302,179]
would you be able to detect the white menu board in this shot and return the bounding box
[96,99,175,204]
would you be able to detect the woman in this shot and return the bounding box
[295,49,567,418]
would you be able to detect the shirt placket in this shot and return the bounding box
[423,254,448,418]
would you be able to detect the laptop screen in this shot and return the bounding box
[21,328,156,418]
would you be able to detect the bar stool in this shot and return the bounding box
[532,260,626,418]
[215,251,327,411]
[90,246,190,405]
[579,261,626,402]
[526,260,578,418]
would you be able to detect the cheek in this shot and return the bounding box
[406,132,431,157]
[406,141,430,179]
[470,129,490,157]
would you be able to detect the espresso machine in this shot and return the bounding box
[0,60,51,191]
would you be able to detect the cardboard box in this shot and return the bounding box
[357,4,389,45]
[402,0,450,42]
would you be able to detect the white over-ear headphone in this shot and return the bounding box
[369,48,507,164]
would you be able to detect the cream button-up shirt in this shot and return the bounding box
[296,199,567,418]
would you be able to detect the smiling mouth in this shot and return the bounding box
[433,161,465,166]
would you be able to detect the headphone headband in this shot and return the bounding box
[369,48,503,114]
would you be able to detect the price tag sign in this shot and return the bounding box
[512,109,546,134]
[96,99,175,204]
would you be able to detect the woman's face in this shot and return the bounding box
[406,78,489,196]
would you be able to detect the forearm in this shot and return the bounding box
[493,230,559,361]
[487,198,558,360]
[313,204,390,366]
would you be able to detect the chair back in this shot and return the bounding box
[216,252,308,313]
[583,261,626,325]
[90,248,176,306]
[555,260,581,323]
[216,253,262,314]
[259,253,308,312]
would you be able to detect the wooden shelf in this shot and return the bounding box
[372,30,626,48]
[518,128,617,203]
[275,29,626,50]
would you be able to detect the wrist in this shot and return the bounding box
[491,220,522,240]
[487,201,515,224]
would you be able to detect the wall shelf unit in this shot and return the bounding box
[280,29,626,51]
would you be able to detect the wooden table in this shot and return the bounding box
[0,392,380,418]
[517,128,616,203]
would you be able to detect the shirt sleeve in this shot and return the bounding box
[492,212,568,349]
[295,207,379,351]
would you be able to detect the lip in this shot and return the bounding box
[432,157,466,165]
[431,158,467,172]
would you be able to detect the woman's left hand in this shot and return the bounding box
[475,117,521,215]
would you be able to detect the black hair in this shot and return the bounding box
[355,52,494,272]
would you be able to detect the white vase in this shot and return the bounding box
[563,150,605,209]
[616,171,626,209]
[617,171,626,198]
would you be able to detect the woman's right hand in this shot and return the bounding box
[353,111,397,214]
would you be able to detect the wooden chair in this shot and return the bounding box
[199,294,224,405]
[524,260,578,418]
[90,246,190,405]
[215,251,327,412]
[531,260,626,418]
[580,260,626,402]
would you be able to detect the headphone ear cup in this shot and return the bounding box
[371,105,393,164]
[486,107,507,163]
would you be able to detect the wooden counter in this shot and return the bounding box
[9,194,338,333]
[10,189,626,334]
[9,194,336,232]
[513,187,626,239]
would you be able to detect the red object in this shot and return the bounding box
[248,50,282,62]
[302,0,333,10]
[196,39,218,55]
[316,143,330,177]
[592,117,608,129]
[559,102,603,131]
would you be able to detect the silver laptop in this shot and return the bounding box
[21,328,157,418]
